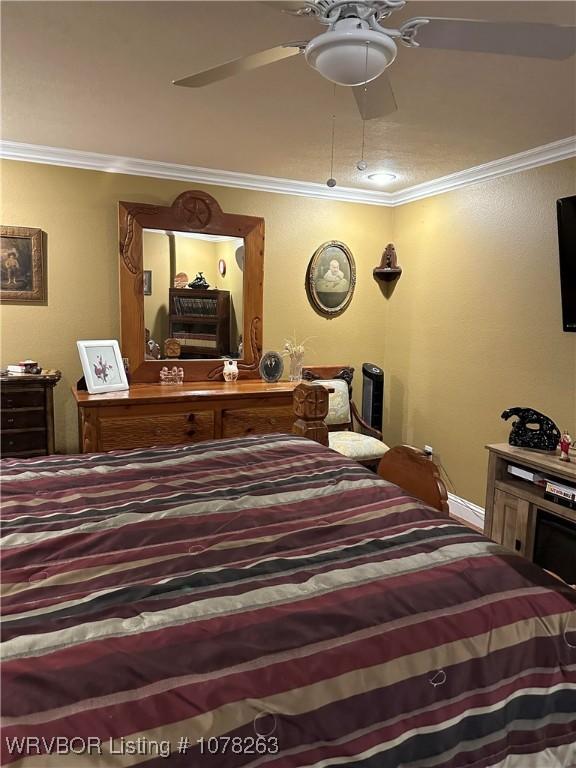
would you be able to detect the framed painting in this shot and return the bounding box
[0,226,46,304]
[76,339,129,394]
[143,270,152,295]
[306,240,356,317]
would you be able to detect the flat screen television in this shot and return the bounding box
[557,194,576,332]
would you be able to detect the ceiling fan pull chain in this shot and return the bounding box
[356,42,369,172]
[326,83,337,188]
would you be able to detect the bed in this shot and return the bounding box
[1,434,575,768]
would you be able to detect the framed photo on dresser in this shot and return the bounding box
[77,339,129,394]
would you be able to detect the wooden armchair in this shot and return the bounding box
[302,366,389,470]
[377,445,450,515]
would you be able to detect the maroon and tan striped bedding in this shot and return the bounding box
[1,434,575,768]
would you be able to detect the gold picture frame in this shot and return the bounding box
[306,240,356,318]
[0,226,46,304]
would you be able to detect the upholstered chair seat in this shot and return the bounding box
[306,373,389,469]
[328,431,390,461]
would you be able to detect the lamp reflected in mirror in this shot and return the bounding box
[143,230,244,361]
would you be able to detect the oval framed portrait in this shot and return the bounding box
[306,241,356,317]
[259,351,284,383]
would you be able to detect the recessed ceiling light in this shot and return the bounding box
[367,172,397,185]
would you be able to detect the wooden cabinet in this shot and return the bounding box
[484,443,575,564]
[1,372,61,458]
[168,288,231,358]
[73,381,299,453]
[491,489,533,556]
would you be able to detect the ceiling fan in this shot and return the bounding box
[173,0,576,120]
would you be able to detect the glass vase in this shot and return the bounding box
[288,352,304,382]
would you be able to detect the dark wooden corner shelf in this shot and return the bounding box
[373,267,402,282]
[373,243,402,283]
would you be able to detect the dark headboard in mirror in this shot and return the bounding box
[119,190,264,382]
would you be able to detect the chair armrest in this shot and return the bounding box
[350,401,383,440]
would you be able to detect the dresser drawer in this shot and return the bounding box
[222,406,294,439]
[2,409,46,430]
[99,410,215,450]
[1,388,45,409]
[2,430,47,455]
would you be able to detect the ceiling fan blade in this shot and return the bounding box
[412,18,576,60]
[352,73,397,120]
[173,43,306,88]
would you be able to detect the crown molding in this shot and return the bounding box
[0,141,393,206]
[1,137,575,207]
[392,136,576,205]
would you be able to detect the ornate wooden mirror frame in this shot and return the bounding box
[119,190,264,383]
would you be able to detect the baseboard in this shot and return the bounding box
[448,492,485,530]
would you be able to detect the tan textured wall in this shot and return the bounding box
[387,160,576,505]
[0,160,392,453]
[216,240,244,350]
[143,230,170,346]
[175,236,219,288]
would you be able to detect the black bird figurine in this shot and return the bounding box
[188,272,210,289]
[501,407,560,452]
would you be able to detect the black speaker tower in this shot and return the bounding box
[361,363,384,433]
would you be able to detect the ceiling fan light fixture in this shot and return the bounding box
[305,18,397,86]
[367,171,397,184]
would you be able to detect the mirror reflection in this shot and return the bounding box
[143,230,245,361]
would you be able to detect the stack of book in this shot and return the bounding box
[544,480,576,510]
[6,360,40,375]
[173,296,218,316]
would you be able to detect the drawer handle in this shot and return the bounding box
[187,414,195,422]
[8,440,15,447]
[187,428,196,437]
[6,417,15,425]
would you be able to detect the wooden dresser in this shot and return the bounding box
[73,381,300,453]
[1,371,61,458]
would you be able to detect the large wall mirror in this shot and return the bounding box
[119,191,264,382]
[143,231,244,360]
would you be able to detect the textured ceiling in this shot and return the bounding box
[1,1,575,191]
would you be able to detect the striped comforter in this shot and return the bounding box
[1,434,575,768]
